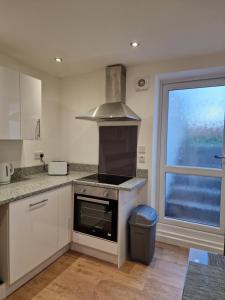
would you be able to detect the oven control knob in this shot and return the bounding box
[103,191,109,198]
[81,188,86,193]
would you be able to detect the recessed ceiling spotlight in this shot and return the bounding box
[130,41,140,48]
[54,57,63,63]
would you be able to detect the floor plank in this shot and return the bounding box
[7,242,188,300]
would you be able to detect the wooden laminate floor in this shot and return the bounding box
[7,242,188,300]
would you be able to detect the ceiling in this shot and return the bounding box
[0,0,225,77]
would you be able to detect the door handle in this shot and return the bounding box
[77,196,109,205]
[215,155,225,159]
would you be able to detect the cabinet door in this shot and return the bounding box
[29,190,58,268]
[0,67,20,139]
[20,73,41,140]
[9,190,58,284]
[58,185,73,249]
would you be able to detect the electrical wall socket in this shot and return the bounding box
[138,146,146,154]
[34,151,44,160]
[139,155,145,164]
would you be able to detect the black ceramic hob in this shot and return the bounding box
[78,173,132,185]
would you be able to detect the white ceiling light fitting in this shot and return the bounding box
[130,41,140,48]
[54,57,63,63]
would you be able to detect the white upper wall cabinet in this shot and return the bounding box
[20,73,42,140]
[0,66,20,139]
[0,66,42,140]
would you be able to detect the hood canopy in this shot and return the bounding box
[76,64,141,122]
[76,102,141,121]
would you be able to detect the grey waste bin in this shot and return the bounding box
[129,205,158,265]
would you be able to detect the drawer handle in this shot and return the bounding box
[29,199,48,208]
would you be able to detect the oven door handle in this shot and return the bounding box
[77,195,110,205]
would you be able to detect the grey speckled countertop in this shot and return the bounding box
[0,172,147,206]
[182,248,225,300]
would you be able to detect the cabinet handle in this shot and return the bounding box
[29,199,48,208]
[35,119,41,139]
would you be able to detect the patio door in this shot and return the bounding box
[159,77,225,234]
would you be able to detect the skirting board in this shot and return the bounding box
[1,244,70,300]
[71,243,118,265]
[0,284,6,300]
[156,222,224,254]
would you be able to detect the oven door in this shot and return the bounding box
[74,194,118,242]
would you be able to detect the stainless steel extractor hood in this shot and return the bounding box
[76,64,141,121]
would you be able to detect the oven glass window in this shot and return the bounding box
[74,195,118,242]
[80,201,112,232]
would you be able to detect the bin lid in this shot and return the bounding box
[129,205,158,227]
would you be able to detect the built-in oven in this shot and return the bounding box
[74,185,118,242]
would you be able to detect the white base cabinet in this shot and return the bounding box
[9,185,72,284]
[58,186,73,249]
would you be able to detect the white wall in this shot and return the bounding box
[60,70,105,164]
[0,52,61,167]
[60,52,225,202]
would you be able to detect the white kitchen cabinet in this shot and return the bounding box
[9,185,72,284]
[58,185,73,249]
[9,190,58,284]
[0,65,41,140]
[0,66,20,139]
[20,73,41,140]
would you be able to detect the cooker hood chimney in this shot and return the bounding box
[76,64,141,121]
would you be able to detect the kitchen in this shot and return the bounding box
[0,1,225,299]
